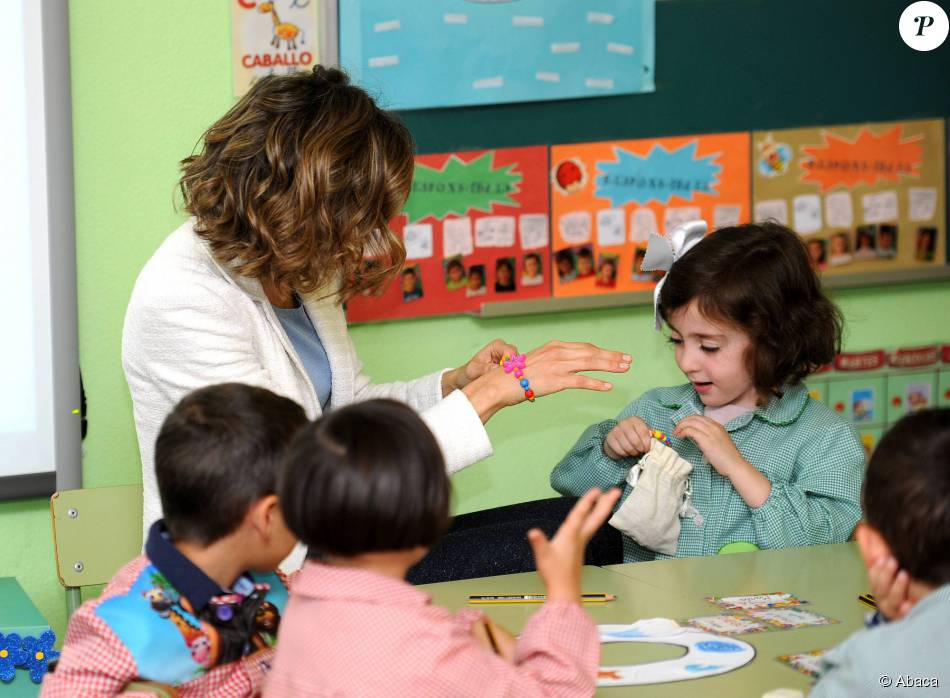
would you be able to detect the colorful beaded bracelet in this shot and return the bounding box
[650,429,673,447]
[500,353,535,402]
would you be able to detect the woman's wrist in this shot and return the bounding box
[461,371,517,423]
[441,367,467,396]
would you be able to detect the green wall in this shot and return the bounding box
[1,0,948,643]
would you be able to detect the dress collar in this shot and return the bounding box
[659,382,810,431]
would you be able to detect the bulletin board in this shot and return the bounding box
[752,119,946,277]
[345,146,551,322]
[339,0,654,111]
[550,133,750,298]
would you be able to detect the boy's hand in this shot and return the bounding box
[528,488,621,603]
[868,555,915,621]
[470,617,517,661]
[604,416,653,460]
[673,416,746,476]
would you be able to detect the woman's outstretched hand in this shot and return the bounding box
[442,339,520,396]
[461,340,632,422]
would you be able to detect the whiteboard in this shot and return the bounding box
[0,0,80,500]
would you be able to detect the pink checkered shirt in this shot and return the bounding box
[40,556,274,698]
[264,562,600,697]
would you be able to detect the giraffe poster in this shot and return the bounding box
[230,0,321,96]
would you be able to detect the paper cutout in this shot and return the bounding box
[862,190,899,224]
[909,187,937,222]
[708,592,807,611]
[801,126,924,191]
[664,207,702,235]
[475,216,516,247]
[630,208,659,243]
[404,153,522,224]
[442,218,473,258]
[403,224,433,259]
[746,607,839,629]
[824,191,854,228]
[776,649,828,679]
[756,134,793,178]
[754,199,789,225]
[713,204,742,229]
[519,214,549,250]
[560,211,593,244]
[792,194,822,234]
[595,141,723,207]
[597,619,755,687]
[685,614,769,635]
[597,209,626,246]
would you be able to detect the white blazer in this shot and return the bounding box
[123,220,493,541]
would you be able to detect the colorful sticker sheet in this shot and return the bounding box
[752,119,946,275]
[707,592,808,611]
[683,614,770,635]
[550,133,750,298]
[345,146,551,322]
[339,0,655,111]
[746,607,840,630]
[776,649,828,680]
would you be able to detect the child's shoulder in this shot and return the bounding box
[799,390,858,433]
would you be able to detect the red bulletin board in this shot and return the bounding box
[550,132,751,299]
[346,145,551,322]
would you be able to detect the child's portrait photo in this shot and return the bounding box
[443,255,467,291]
[916,227,937,262]
[806,237,827,270]
[828,232,853,267]
[575,246,595,278]
[554,249,577,283]
[595,254,618,288]
[852,388,875,423]
[465,264,486,297]
[876,224,898,259]
[854,225,877,261]
[521,252,544,287]
[401,265,423,302]
[494,257,516,292]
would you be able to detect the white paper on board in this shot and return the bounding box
[792,194,822,234]
[909,187,937,222]
[753,199,789,225]
[664,207,702,235]
[713,204,742,229]
[559,211,592,244]
[474,216,516,247]
[824,191,853,228]
[630,208,658,243]
[596,209,626,246]
[442,218,473,258]
[862,190,898,224]
[403,223,433,260]
[519,214,549,250]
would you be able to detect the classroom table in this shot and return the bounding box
[420,543,868,697]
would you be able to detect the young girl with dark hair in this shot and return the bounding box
[268,399,619,696]
[552,222,865,562]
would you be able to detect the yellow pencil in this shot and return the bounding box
[468,593,616,604]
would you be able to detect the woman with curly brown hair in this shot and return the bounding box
[122,67,630,569]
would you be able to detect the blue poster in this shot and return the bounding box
[340,1,655,111]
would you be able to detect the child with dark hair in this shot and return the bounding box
[445,258,467,291]
[575,247,595,278]
[552,222,864,562]
[811,408,950,696]
[494,258,516,292]
[266,399,620,696]
[43,383,307,697]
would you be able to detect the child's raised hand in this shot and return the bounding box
[673,415,746,476]
[528,487,621,603]
[604,416,653,460]
[868,555,915,621]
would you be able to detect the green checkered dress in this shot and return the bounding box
[551,383,865,562]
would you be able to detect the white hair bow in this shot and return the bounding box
[640,220,708,330]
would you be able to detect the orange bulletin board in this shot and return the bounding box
[550,132,750,298]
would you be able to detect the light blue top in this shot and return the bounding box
[273,302,332,410]
[811,583,950,696]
